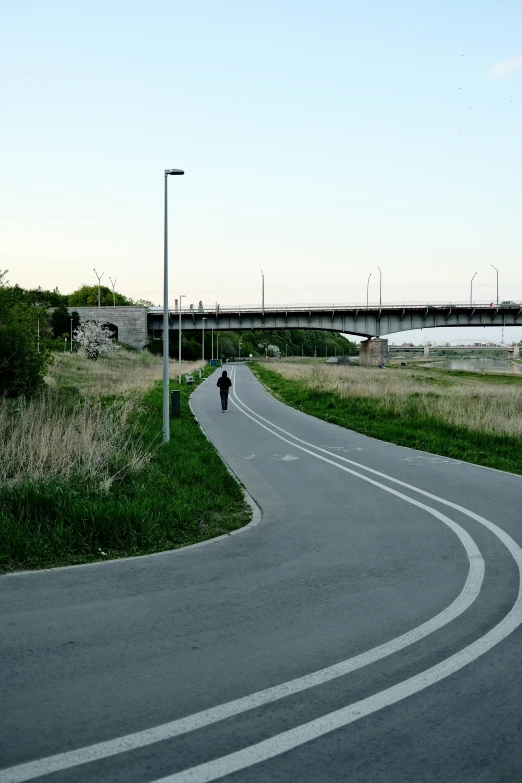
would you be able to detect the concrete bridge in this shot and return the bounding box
[147,301,522,340]
[67,302,522,365]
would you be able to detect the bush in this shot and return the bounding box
[51,303,80,339]
[0,272,52,397]
[74,319,117,360]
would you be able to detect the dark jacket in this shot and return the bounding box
[217,374,232,390]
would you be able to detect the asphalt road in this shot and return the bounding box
[1,364,522,782]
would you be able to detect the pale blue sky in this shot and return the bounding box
[1,0,521,341]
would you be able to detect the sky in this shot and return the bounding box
[1,0,521,343]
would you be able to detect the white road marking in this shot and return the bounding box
[243,455,256,460]
[269,453,299,461]
[2,366,516,783]
[142,367,520,783]
[321,445,366,452]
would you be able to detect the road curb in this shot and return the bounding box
[2,372,262,579]
[189,372,263,536]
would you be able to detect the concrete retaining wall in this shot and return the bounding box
[69,307,148,349]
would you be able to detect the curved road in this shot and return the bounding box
[1,364,522,782]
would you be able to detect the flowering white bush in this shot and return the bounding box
[74,320,117,361]
[258,343,281,357]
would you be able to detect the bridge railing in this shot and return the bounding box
[148,301,522,314]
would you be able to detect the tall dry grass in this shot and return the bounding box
[1,350,202,488]
[270,362,522,438]
[48,349,202,397]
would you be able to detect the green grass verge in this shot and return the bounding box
[252,364,522,476]
[0,369,250,573]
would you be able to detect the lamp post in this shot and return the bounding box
[491,265,499,306]
[178,294,185,384]
[109,277,117,306]
[217,333,220,362]
[377,266,382,308]
[70,318,73,352]
[261,269,265,317]
[211,328,214,361]
[470,272,477,306]
[202,317,207,365]
[163,167,185,443]
[93,269,104,308]
[238,338,242,360]
[366,273,372,309]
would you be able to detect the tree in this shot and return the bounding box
[74,320,117,360]
[68,284,134,307]
[0,272,52,396]
[50,303,80,339]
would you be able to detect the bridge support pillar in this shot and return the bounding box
[359,338,389,366]
[509,345,520,359]
[424,345,430,358]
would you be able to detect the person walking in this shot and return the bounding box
[217,370,232,412]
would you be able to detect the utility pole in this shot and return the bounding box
[261,269,265,317]
[367,273,372,309]
[70,318,73,352]
[93,269,104,308]
[202,318,207,365]
[109,277,117,306]
[377,266,382,308]
[178,294,185,384]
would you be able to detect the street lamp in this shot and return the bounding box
[202,317,207,365]
[163,167,185,444]
[377,266,382,308]
[70,318,73,353]
[491,265,499,306]
[178,294,185,384]
[366,273,372,309]
[109,277,117,306]
[238,338,242,360]
[261,269,265,317]
[217,333,220,362]
[93,269,104,308]
[470,272,477,306]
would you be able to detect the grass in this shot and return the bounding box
[0,351,250,573]
[251,362,522,475]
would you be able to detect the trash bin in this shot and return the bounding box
[170,389,180,416]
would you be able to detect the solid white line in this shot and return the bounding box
[0,373,486,783]
[135,367,520,783]
[152,578,522,783]
[230,366,521,533]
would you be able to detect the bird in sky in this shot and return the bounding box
[458,87,462,90]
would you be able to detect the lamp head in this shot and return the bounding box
[165,169,184,176]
